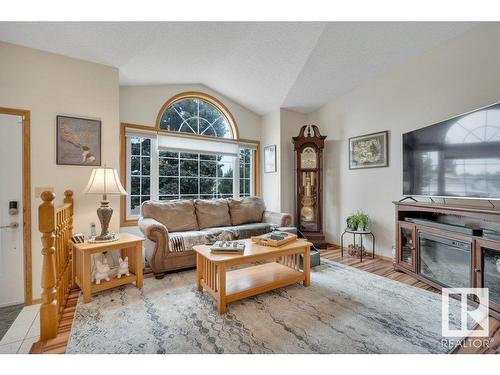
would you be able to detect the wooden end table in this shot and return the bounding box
[74,232,144,303]
[193,239,312,314]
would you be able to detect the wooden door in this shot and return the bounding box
[398,221,416,272]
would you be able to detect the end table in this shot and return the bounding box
[340,229,375,262]
[74,232,144,303]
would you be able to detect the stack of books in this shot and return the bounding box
[210,240,246,254]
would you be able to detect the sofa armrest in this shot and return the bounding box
[138,217,169,273]
[262,210,292,227]
[138,217,167,239]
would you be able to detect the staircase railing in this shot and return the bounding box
[38,190,74,341]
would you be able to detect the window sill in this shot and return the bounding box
[121,218,139,227]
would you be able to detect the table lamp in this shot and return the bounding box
[83,166,127,241]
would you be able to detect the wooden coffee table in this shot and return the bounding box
[193,239,312,314]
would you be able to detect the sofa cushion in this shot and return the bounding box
[227,197,266,225]
[168,223,273,253]
[194,199,231,229]
[169,228,239,252]
[141,200,198,232]
[227,222,273,238]
[169,230,211,252]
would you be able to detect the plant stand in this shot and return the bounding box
[340,229,375,262]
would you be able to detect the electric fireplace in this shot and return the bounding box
[418,232,472,288]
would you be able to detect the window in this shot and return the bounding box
[158,151,235,200]
[158,94,237,139]
[122,93,258,223]
[127,136,153,216]
[239,149,252,197]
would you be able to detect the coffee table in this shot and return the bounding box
[193,239,312,314]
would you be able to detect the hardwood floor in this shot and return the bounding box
[31,245,499,354]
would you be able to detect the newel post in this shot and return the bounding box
[39,191,58,341]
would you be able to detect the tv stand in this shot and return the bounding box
[394,200,500,316]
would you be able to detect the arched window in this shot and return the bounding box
[122,92,257,222]
[156,92,238,139]
[446,108,500,144]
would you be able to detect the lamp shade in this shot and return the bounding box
[83,167,127,195]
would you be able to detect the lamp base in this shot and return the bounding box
[90,233,119,243]
[96,199,116,241]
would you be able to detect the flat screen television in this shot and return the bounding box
[403,102,500,199]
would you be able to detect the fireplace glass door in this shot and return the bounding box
[480,247,500,310]
[398,222,416,271]
[419,232,471,288]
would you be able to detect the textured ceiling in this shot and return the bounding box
[0,22,477,114]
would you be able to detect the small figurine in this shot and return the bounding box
[117,257,130,279]
[93,258,110,285]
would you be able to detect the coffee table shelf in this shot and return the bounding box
[225,262,304,303]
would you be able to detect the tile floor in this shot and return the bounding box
[0,303,40,354]
[0,303,24,339]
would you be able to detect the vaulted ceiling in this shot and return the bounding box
[0,22,477,114]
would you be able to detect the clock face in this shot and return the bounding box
[300,147,317,169]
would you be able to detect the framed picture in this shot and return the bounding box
[56,115,101,166]
[264,144,277,173]
[349,131,389,169]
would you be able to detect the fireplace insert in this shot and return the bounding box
[418,232,472,288]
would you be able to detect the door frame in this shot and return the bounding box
[0,107,32,305]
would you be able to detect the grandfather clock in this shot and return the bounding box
[293,125,327,248]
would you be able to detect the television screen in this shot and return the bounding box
[403,102,500,199]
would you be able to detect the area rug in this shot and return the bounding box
[66,259,463,354]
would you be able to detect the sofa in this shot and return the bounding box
[138,196,292,276]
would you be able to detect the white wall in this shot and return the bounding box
[307,24,500,257]
[120,84,261,141]
[260,109,307,217]
[0,42,120,300]
[260,110,281,212]
[280,109,307,221]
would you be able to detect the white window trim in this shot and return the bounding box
[125,134,158,220]
[125,131,255,219]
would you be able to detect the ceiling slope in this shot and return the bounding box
[0,22,478,114]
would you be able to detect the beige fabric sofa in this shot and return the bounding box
[138,196,292,276]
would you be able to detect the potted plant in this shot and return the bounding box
[346,211,370,231]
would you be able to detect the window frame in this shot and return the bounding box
[120,122,259,226]
[155,92,240,141]
[126,133,158,218]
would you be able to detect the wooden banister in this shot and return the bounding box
[39,191,57,340]
[38,190,74,342]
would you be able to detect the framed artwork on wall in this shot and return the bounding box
[264,144,277,173]
[56,115,101,166]
[349,130,389,169]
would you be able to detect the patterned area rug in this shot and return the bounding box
[66,259,463,354]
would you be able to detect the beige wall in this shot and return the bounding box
[260,110,281,212]
[260,109,306,217]
[120,84,261,141]
[307,24,500,257]
[280,109,307,221]
[0,42,120,300]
